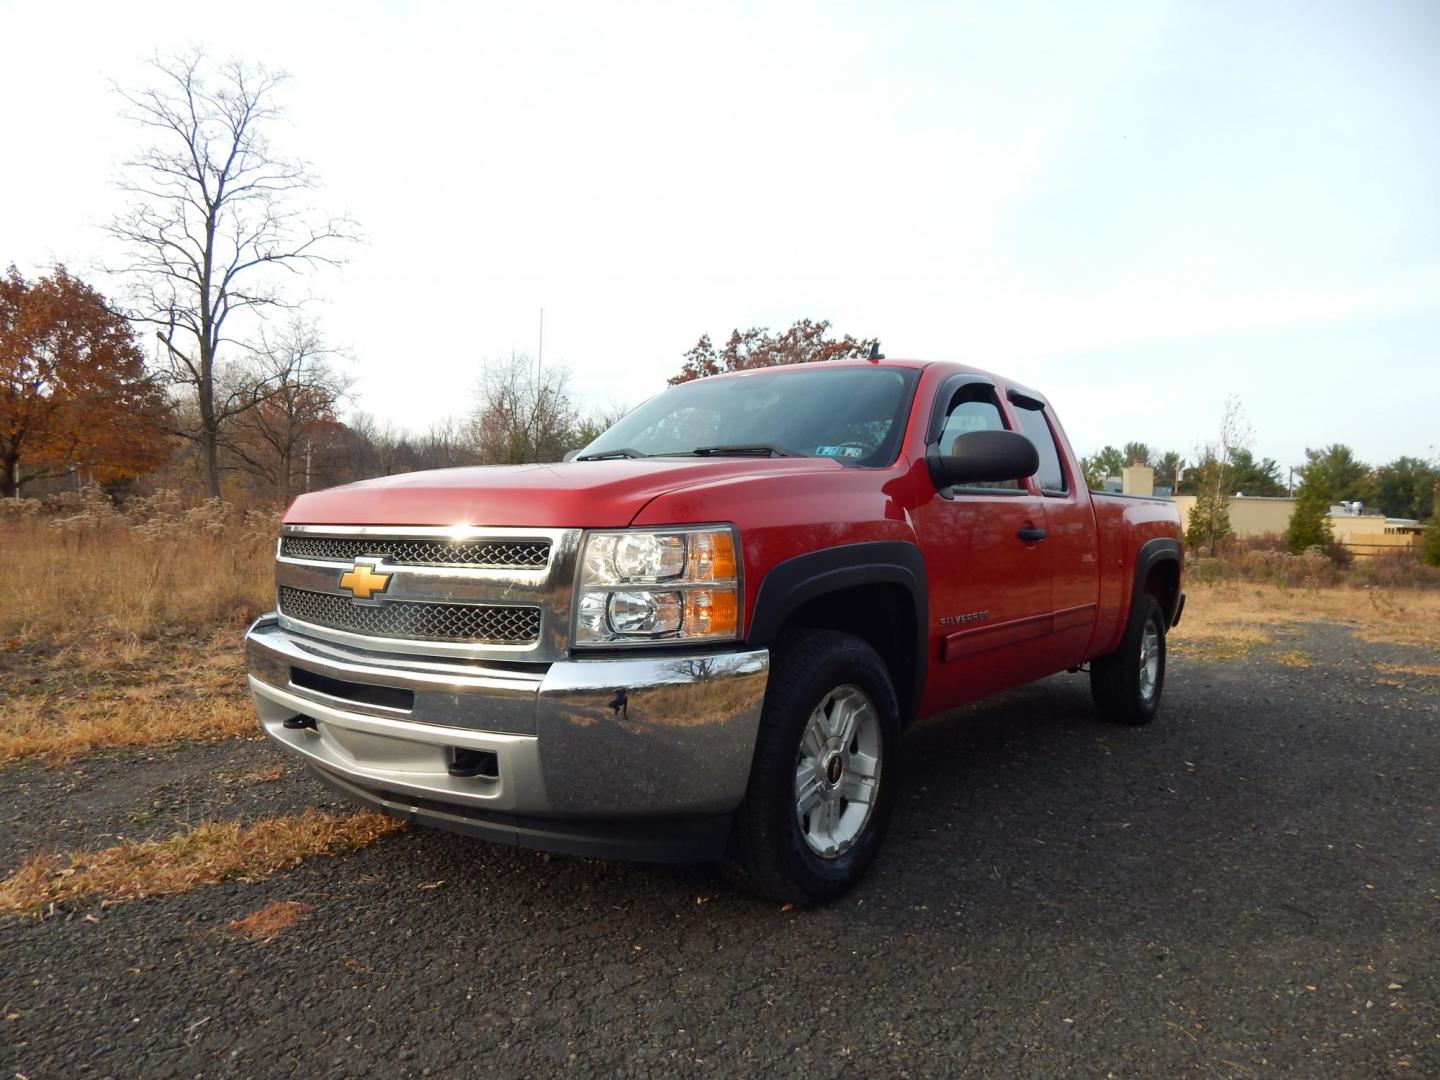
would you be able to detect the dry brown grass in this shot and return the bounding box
[229,899,316,942]
[0,695,257,765]
[1,500,278,763]
[1373,661,1440,678]
[0,809,404,916]
[0,626,260,763]
[2,498,275,640]
[1172,582,1440,660]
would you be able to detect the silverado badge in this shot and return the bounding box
[939,610,989,628]
[338,558,391,602]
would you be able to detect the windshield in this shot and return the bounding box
[577,365,919,466]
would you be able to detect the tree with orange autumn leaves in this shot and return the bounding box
[669,318,877,385]
[0,266,169,497]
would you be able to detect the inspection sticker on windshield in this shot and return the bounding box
[814,445,865,458]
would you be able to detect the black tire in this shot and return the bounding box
[721,629,900,905]
[1090,593,1166,726]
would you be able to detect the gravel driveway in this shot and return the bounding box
[2,621,1436,1077]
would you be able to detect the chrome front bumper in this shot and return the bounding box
[244,616,770,859]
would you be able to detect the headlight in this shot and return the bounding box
[575,526,740,645]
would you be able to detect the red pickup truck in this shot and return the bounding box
[245,359,1183,903]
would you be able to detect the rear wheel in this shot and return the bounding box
[1090,594,1166,725]
[722,630,900,905]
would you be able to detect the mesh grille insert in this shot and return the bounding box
[279,587,541,645]
[280,535,550,569]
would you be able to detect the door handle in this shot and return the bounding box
[1017,527,1047,542]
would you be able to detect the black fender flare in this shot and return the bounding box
[1132,537,1183,627]
[747,541,927,718]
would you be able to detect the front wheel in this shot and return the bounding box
[721,630,900,905]
[1090,594,1167,725]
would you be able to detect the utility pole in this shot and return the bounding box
[537,307,544,384]
[305,439,313,493]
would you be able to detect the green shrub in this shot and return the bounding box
[1421,514,1440,568]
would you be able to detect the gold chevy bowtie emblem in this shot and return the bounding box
[338,560,391,601]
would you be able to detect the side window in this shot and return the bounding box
[937,384,1019,491]
[1011,400,1068,495]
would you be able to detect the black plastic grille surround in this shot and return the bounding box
[280,535,550,569]
[278,586,541,645]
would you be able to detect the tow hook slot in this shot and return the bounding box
[447,747,499,779]
[283,714,318,731]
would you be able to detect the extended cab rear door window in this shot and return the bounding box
[1009,397,1069,496]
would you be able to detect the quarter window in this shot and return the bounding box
[1011,400,1068,495]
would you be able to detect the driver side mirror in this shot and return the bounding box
[927,429,1039,490]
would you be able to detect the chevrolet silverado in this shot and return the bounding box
[244,358,1184,903]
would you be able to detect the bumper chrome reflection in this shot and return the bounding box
[245,616,770,820]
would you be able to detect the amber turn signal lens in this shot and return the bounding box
[684,588,739,638]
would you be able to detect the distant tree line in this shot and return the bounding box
[2,294,633,504]
[1084,440,1434,523]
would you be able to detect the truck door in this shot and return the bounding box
[1007,392,1100,669]
[909,378,1053,711]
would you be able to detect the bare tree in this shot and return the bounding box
[343,412,414,478]
[224,319,351,502]
[1186,395,1252,557]
[414,417,478,471]
[106,49,357,498]
[466,353,580,465]
[574,398,633,449]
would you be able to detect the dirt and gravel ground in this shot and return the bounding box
[2,620,1436,1078]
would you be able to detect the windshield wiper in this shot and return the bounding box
[575,447,647,461]
[683,443,802,458]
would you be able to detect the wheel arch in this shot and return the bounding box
[747,541,926,723]
[1133,537,1183,628]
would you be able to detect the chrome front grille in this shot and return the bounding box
[280,535,550,569]
[275,525,579,660]
[279,587,541,645]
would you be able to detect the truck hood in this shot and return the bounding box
[284,457,847,528]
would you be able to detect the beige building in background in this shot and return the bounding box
[1111,467,1426,559]
[1168,490,1424,559]
[1170,494,1294,539]
[1323,509,1426,558]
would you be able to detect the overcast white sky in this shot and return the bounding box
[3,0,1437,470]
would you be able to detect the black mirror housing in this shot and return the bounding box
[927,429,1039,489]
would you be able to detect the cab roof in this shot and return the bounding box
[694,357,1052,408]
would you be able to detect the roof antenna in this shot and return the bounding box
[867,341,884,361]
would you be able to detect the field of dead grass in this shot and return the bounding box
[0,629,259,763]
[2,492,275,640]
[0,808,404,916]
[1171,581,1440,660]
[1,496,277,762]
